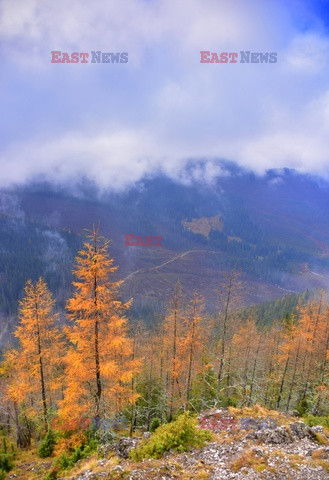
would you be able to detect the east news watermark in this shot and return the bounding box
[200,51,277,63]
[125,234,163,246]
[51,416,128,431]
[199,415,278,431]
[51,51,128,63]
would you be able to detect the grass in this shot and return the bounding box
[311,459,329,473]
[312,448,327,460]
[7,447,53,480]
[228,403,289,428]
[314,432,328,445]
[230,448,270,473]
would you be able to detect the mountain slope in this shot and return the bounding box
[1,162,329,334]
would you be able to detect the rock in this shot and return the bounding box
[245,420,328,447]
[289,421,317,440]
[246,426,294,444]
[289,410,301,417]
[310,425,325,434]
[97,443,114,458]
[112,465,124,472]
[115,437,140,458]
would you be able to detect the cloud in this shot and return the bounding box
[1,0,329,189]
[0,127,230,189]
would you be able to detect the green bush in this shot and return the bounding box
[220,395,237,408]
[39,430,56,458]
[150,417,161,432]
[304,415,329,428]
[130,412,212,460]
[0,469,6,480]
[43,470,58,480]
[70,445,85,464]
[58,452,71,470]
[296,399,309,417]
[56,441,96,471]
[0,454,13,472]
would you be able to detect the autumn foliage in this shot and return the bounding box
[59,228,140,421]
[1,227,329,449]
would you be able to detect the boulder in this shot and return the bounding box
[115,437,140,458]
[246,426,293,444]
[289,421,318,440]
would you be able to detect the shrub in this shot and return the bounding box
[0,469,6,480]
[54,431,86,456]
[304,415,329,428]
[220,395,237,408]
[0,454,13,472]
[39,430,56,458]
[43,469,58,480]
[58,452,71,470]
[70,445,85,464]
[55,441,96,471]
[296,399,308,417]
[130,412,212,461]
[150,417,161,432]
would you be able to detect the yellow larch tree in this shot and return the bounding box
[60,227,140,421]
[4,277,63,431]
[230,315,260,406]
[297,294,326,402]
[180,291,207,410]
[163,282,185,420]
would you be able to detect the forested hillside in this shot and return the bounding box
[1,168,329,479]
[1,166,329,329]
[1,229,328,432]
[0,228,329,479]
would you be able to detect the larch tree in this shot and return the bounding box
[262,322,282,408]
[231,316,259,406]
[298,295,325,402]
[276,313,299,409]
[315,304,329,414]
[134,322,167,429]
[163,282,184,420]
[216,271,243,404]
[60,227,140,421]
[181,291,206,410]
[4,278,63,431]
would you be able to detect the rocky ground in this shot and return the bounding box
[8,409,329,480]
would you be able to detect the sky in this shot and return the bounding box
[1,0,329,190]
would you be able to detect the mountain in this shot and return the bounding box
[1,161,329,345]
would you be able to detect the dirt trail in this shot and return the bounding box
[122,249,221,282]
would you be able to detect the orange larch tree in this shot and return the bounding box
[163,282,185,420]
[60,227,140,422]
[180,291,207,410]
[216,271,243,404]
[4,277,63,431]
